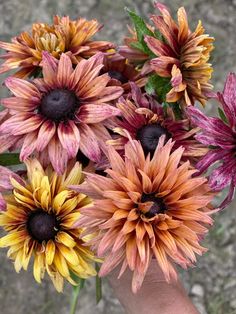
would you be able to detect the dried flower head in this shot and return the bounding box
[0,16,114,78]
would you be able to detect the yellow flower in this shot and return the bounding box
[0,159,97,292]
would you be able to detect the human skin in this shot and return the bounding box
[109,260,199,314]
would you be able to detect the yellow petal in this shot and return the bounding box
[46,240,56,265]
[0,230,26,247]
[52,191,69,213]
[53,252,70,277]
[33,253,45,283]
[56,231,76,248]
[57,243,79,266]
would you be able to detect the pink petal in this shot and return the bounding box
[187,106,233,138]
[57,53,73,88]
[4,77,40,99]
[0,193,6,211]
[0,166,21,191]
[209,157,236,191]
[145,35,174,57]
[12,115,45,135]
[41,51,58,87]
[77,104,121,123]
[0,109,9,122]
[151,56,179,76]
[219,73,236,128]
[0,113,33,133]
[71,53,104,89]
[48,134,69,174]
[78,74,111,98]
[57,121,80,158]
[36,120,56,151]
[20,130,38,160]
[196,149,229,174]
[90,86,124,104]
[219,183,235,210]
[0,134,21,153]
[1,97,39,112]
[78,123,101,162]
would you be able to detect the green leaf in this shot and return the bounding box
[0,153,21,166]
[125,7,155,56]
[95,263,102,304]
[29,67,43,79]
[218,107,228,124]
[145,74,171,103]
[69,277,85,314]
[168,102,183,120]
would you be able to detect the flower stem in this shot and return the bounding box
[95,263,102,304]
[69,279,85,314]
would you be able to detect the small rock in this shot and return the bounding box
[230,299,236,309]
[191,284,204,298]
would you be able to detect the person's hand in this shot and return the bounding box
[108,260,199,314]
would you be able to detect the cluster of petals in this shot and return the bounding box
[0,52,123,174]
[0,159,97,292]
[109,83,208,162]
[145,2,214,106]
[74,137,214,293]
[0,16,113,78]
[102,53,148,91]
[187,73,236,208]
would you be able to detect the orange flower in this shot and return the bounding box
[74,137,215,293]
[0,16,114,78]
[145,2,214,106]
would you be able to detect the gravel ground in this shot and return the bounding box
[0,1,236,313]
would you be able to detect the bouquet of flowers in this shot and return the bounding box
[0,2,235,313]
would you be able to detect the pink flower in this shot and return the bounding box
[187,73,236,208]
[108,83,208,163]
[0,52,123,173]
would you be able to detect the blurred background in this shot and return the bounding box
[0,0,236,313]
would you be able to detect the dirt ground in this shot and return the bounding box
[0,1,236,313]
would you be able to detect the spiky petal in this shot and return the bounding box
[73,137,215,293]
[145,2,214,106]
[187,73,236,208]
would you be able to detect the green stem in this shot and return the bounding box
[69,279,85,314]
[95,263,102,304]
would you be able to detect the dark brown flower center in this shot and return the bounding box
[27,210,59,242]
[136,123,170,156]
[39,89,79,122]
[141,193,167,218]
[108,70,128,84]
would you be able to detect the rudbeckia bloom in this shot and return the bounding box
[74,137,214,293]
[102,53,147,91]
[0,159,97,292]
[109,83,208,162]
[187,73,236,208]
[0,52,123,174]
[0,16,114,78]
[144,2,214,106]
